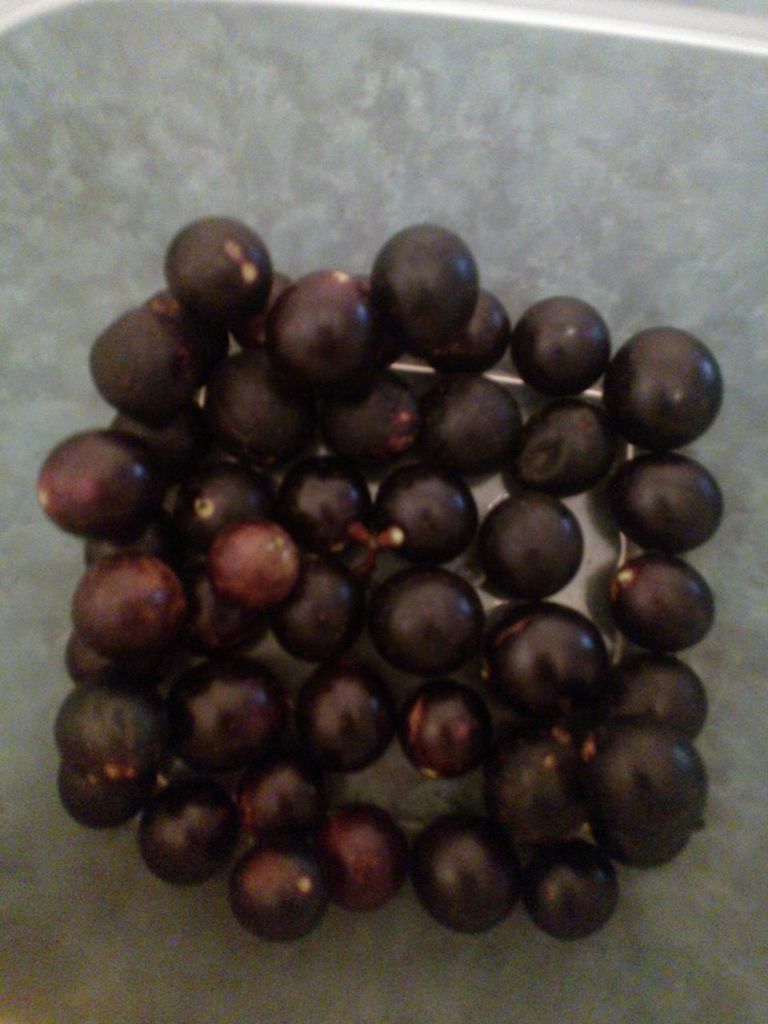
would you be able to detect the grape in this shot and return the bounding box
[207,520,301,612]
[609,554,714,652]
[369,567,484,675]
[373,463,478,565]
[229,844,328,941]
[294,663,395,773]
[522,840,618,939]
[320,370,420,467]
[276,456,371,554]
[608,453,723,553]
[419,373,522,476]
[38,430,164,541]
[427,290,511,373]
[167,658,287,772]
[398,680,492,779]
[237,757,326,838]
[370,223,478,357]
[138,778,238,884]
[411,814,520,933]
[271,556,364,662]
[602,327,722,450]
[174,461,274,553]
[514,399,617,497]
[165,216,273,326]
[266,270,376,395]
[204,349,315,467]
[316,804,409,911]
[484,602,609,714]
[478,492,583,599]
[71,554,186,658]
[510,296,610,396]
[484,729,586,844]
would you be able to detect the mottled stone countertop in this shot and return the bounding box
[1,3,766,1024]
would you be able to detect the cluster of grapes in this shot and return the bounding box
[37,218,723,943]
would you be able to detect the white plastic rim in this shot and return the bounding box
[1,0,768,55]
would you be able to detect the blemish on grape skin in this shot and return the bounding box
[224,239,244,262]
[194,496,215,519]
[241,261,259,284]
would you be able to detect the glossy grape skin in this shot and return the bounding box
[419,374,522,476]
[316,803,409,911]
[609,554,714,652]
[167,657,288,772]
[484,602,610,714]
[320,371,420,468]
[138,778,239,884]
[602,327,723,450]
[55,684,166,780]
[608,453,723,553]
[609,654,708,739]
[89,303,209,426]
[57,762,156,829]
[373,463,478,565]
[144,290,231,381]
[277,456,371,554]
[165,216,273,326]
[484,730,586,845]
[295,663,395,773]
[204,349,315,467]
[510,296,611,396]
[173,461,275,553]
[229,844,329,941]
[71,554,187,658]
[37,430,165,541]
[411,814,521,933]
[271,557,365,662]
[427,290,511,373]
[398,680,492,779]
[64,631,174,689]
[582,718,707,865]
[370,223,479,357]
[522,840,619,940]
[207,520,301,612]
[477,492,583,599]
[110,404,209,482]
[266,270,376,395]
[183,567,268,654]
[369,567,484,676]
[514,399,617,497]
[237,757,326,838]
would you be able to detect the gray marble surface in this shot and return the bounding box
[1,3,767,1024]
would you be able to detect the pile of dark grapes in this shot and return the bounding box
[38,217,723,942]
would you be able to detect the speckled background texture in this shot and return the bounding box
[1,3,767,1023]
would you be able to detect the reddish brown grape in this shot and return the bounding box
[37,430,165,541]
[316,803,409,911]
[229,843,328,941]
[71,554,187,658]
[208,520,301,612]
[398,680,492,779]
